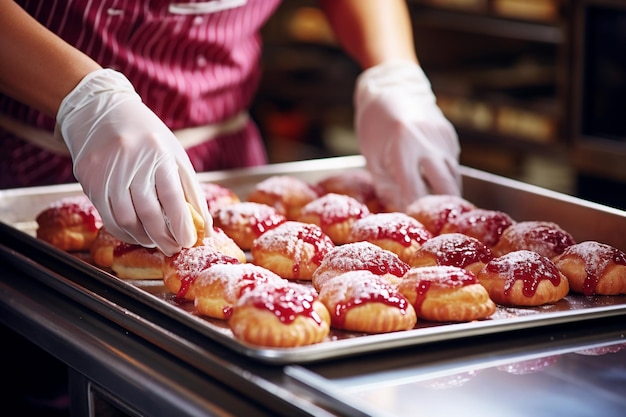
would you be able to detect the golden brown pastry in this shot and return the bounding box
[407,233,494,276]
[477,250,570,306]
[201,227,247,263]
[439,208,515,247]
[317,270,417,333]
[491,220,576,258]
[111,243,165,280]
[212,201,286,250]
[312,241,410,291]
[251,221,335,280]
[90,227,122,268]
[229,281,331,347]
[346,212,433,264]
[36,195,103,251]
[200,182,241,216]
[187,202,206,247]
[405,194,476,235]
[162,245,241,300]
[193,263,286,320]
[297,193,370,244]
[552,241,626,296]
[316,169,384,213]
[397,266,496,322]
[247,175,321,220]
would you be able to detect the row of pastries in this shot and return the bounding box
[35,170,626,348]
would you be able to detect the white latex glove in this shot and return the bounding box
[55,68,212,256]
[355,60,461,212]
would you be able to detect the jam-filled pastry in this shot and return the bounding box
[316,169,384,213]
[200,182,241,216]
[297,193,370,244]
[201,227,247,263]
[312,241,410,291]
[229,281,331,347]
[90,227,122,268]
[251,221,335,280]
[405,194,476,235]
[193,263,286,320]
[212,201,286,250]
[439,208,515,247]
[111,243,165,280]
[346,212,432,263]
[552,241,626,296]
[477,250,570,306]
[491,220,575,258]
[162,245,241,301]
[317,270,417,333]
[247,175,321,220]
[398,266,496,322]
[408,233,494,276]
[36,195,103,251]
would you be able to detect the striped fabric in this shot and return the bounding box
[0,0,280,188]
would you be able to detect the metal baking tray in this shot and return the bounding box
[1,155,625,364]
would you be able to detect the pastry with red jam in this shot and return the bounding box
[192,263,286,320]
[317,270,417,333]
[477,250,570,306]
[162,245,241,301]
[247,175,321,220]
[316,169,384,213]
[440,208,515,247]
[552,241,626,296]
[346,212,433,264]
[408,233,494,276]
[398,266,495,322]
[251,221,335,280]
[90,227,122,268]
[201,227,247,263]
[212,201,286,250]
[200,182,241,216]
[36,195,103,251]
[229,281,331,347]
[111,242,165,280]
[405,194,476,235]
[297,193,370,244]
[492,220,575,258]
[312,241,410,291]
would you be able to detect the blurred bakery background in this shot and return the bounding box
[250,0,626,210]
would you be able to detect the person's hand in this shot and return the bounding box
[354,60,461,211]
[55,69,212,256]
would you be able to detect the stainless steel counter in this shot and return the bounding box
[1,156,625,416]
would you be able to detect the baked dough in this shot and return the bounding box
[317,270,417,333]
[552,241,626,296]
[162,245,241,300]
[201,227,247,263]
[111,243,165,280]
[316,169,384,213]
[408,233,494,276]
[346,212,433,263]
[397,265,496,322]
[90,227,122,268]
[297,193,370,244]
[492,220,576,258]
[477,250,570,306]
[247,175,321,220]
[440,208,515,247]
[212,201,286,250]
[193,263,286,320]
[405,194,476,235]
[312,241,410,291]
[229,281,331,347]
[251,221,335,280]
[36,195,103,251]
[200,182,240,216]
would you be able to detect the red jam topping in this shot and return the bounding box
[486,250,562,297]
[246,284,323,325]
[39,195,103,231]
[216,202,286,237]
[351,213,432,247]
[407,195,475,234]
[407,266,476,313]
[320,241,409,277]
[300,193,370,227]
[419,233,493,268]
[446,209,514,247]
[505,221,576,257]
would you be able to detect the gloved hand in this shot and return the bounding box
[55,68,212,256]
[354,60,461,212]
